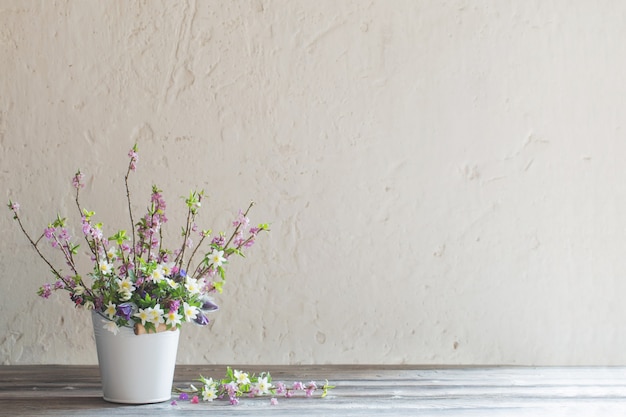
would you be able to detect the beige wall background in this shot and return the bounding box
[2,0,626,365]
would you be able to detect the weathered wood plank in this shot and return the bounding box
[2,365,626,416]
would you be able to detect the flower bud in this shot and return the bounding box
[194,312,210,326]
[200,298,219,312]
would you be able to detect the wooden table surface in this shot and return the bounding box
[1,365,626,416]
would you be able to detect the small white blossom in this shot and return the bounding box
[103,320,119,335]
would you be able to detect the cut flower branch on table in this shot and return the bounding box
[174,367,334,406]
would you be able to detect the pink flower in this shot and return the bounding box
[58,228,70,241]
[233,232,245,247]
[9,201,19,212]
[128,148,139,171]
[191,395,199,404]
[39,283,52,299]
[72,171,85,189]
[305,381,317,397]
[233,210,250,228]
[275,382,286,394]
[44,227,55,239]
[270,397,278,405]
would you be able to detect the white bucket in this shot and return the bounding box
[92,311,180,404]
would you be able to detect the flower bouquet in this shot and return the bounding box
[8,144,268,336]
[8,144,332,405]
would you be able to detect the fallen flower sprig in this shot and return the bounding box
[174,367,334,406]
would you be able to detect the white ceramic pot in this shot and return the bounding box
[91,311,180,404]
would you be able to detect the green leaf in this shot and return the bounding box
[82,209,95,219]
[52,214,67,228]
[108,230,127,245]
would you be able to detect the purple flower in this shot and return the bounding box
[116,303,133,320]
[178,392,189,401]
[169,300,181,312]
[225,382,237,396]
[200,298,219,312]
[293,381,304,391]
[194,312,210,326]
[94,296,104,310]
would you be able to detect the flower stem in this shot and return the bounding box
[124,162,136,267]
[12,214,64,281]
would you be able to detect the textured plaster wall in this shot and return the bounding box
[1,0,626,365]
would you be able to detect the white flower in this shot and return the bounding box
[106,247,118,261]
[116,277,134,294]
[184,276,201,295]
[255,376,270,394]
[99,259,113,275]
[74,285,85,296]
[134,308,150,325]
[208,249,226,268]
[148,304,165,325]
[182,302,198,322]
[119,289,132,301]
[165,310,182,327]
[160,261,176,276]
[104,302,116,319]
[166,278,179,289]
[202,385,217,401]
[234,370,250,385]
[150,267,164,283]
[200,376,214,386]
[103,320,119,335]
